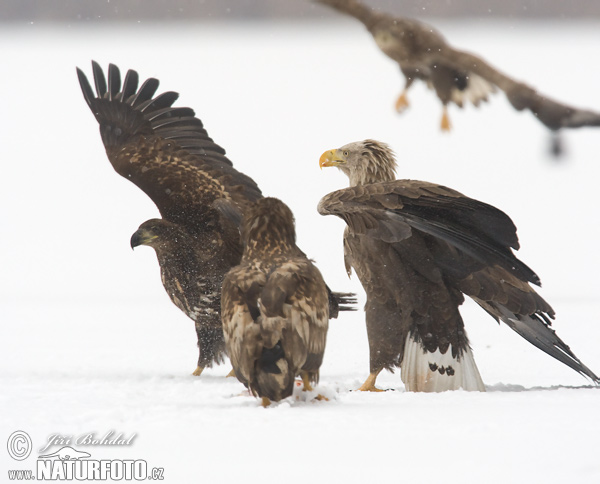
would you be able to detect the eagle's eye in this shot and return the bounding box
[343,151,349,157]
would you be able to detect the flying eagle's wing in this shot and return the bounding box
[318,180,600,383]
[434,48,600,131]
[76,62,263,239]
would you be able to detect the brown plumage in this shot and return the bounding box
[221,198,329,405]
[77,62,354,376]
[316,0,600,137]
[319,139,599,391]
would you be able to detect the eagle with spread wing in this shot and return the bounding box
[77,62,353,376]
[316,0,600,139]
[221,197,329,406]
[319,139,599,391]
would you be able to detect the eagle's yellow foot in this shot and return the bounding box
[301,372,328,401]
[395,90,410,112]
[261,397,271,408]
[440,107,452,132]
[357,372,385,392]
[226,368,236,378]
[301,372,314,392]
[192,366,204,376]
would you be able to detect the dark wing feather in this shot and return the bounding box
[431,44,600,130]
[319,180,538,285]
[315,0,382,29]
[77,62,262,235]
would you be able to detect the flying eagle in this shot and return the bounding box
[318,139,600,391]
[315,0,600,140]
[221,197,329,406]
[76,62,354,377]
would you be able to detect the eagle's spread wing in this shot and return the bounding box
[318,180,599,384]
[77,62,262,237]
[435,48,600,131]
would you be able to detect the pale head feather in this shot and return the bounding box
[338,139,397,186]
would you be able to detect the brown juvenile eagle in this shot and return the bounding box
[221,197,329,406]
[77,62,353,377]
[319,139,600,391]
[315,0,600,138]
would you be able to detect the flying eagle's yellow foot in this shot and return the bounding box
[440,108,452,132]
[192,366,204,376]
[314,394,329,402]
[261,397,271,408]
[395,91,410,112]
[356,372,385,392]
[225,368,236,378]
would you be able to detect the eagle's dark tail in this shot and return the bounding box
[327,288,357,319]
[254,341,295,402]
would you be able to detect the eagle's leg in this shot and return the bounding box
[357,370,385,392]
[301,372,314,392]
[225,368,236,378]
[440,105,452,131]
[192,366,204,376]
[261,397,271,408]
[301,372,329,401]
[395,89,410,113]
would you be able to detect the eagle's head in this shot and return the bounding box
[130,219,187,251]
[242,197,297,257]
[319,139,397,186]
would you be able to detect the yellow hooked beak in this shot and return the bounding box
[319,149,346,170]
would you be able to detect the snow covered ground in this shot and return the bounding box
[1,17,600,483]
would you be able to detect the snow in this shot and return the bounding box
[1,19,600,483]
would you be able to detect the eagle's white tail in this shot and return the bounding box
[400,334,485,392]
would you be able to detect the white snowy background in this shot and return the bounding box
[1,13,599,484]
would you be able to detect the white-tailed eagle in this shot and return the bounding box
[316,0,600,153]
[318,139,599,391]
[221,198,329,406]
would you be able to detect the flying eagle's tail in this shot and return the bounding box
[401,331,486,392]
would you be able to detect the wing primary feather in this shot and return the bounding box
[496,308,600,383]
[140,91,179,112]
[399,211,541,286]
[91,60,107,98]
[121,69,139,102]
[107,63,121,101]
[76,68,95,108]
[130,77,160,108]
[148,107,197,123]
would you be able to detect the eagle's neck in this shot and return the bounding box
[243,216,300,260]
[348,155,397,187]
[245,240,298,260]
